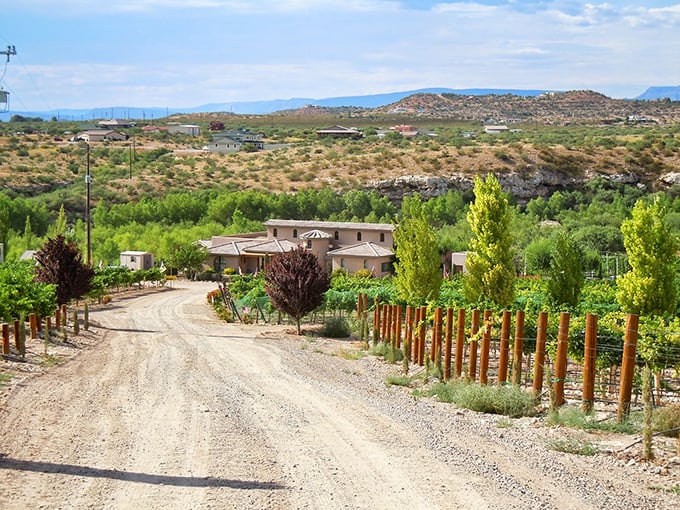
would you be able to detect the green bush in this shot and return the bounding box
[322,316,352,338]
[426,381,537,418]
[652,403,680,438]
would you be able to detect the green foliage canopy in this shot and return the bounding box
[463,174,515,308]
[394,194,442,305]
[616,197,678,317]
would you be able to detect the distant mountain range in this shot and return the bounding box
[1,86,678,122]
[635,86,680,101]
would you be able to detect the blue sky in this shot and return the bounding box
[1,0,679,112]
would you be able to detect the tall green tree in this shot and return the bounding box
[616,198,678,316]
[463,174,515,308]
[264,246,330,335]
[547,231,584,310]
[167,242,208,280]
[47,204,68,239]
[393,194,442,305]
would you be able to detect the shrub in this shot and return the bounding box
[652,403,680,438]
[322,316,352,338]
[547,435,599,456]
[426,381,537,418]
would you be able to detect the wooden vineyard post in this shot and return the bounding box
[454,308,465,378]
[55,307,61,329]
[418,306,427,366]
[554,312,570,406]
[432,307,443,377]
[479,309,492,385]
[2,323,9,355]
[29,313,37,340]
[582,313,598,414]
[532,311,548,399]
[498,310,511,384]
[511,310,525,386]
[372,298,380,346]
[403,306,414,374]
[13,320,20,352]
[404,306,414,364]
[411,306,423,365]
[430,307,441,364]
[381,304,389,344]
[468,309,480,381]
[444,308,454,381]
[61,305,67,327]
[17,319,26,359]
[395,305,402,349]
[617,314,639,422]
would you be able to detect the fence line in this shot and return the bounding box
[357,294,657,417]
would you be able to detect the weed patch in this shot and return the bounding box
[424,381,537,418]
[547,435,599,456]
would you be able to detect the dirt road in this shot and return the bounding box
[1,282,679,509]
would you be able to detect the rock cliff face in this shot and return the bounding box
[367,168,648,204]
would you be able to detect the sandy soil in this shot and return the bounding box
[1,281,679,509]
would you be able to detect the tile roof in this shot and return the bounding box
[242,239,299,254]
[327,242,394,258]
[264,219,394,232]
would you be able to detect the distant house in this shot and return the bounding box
[315,125,363,139]
[97,119,133,129]
[449,252,469,274]
[483,125,509,134]
[142,125,167,133]
[74,130,128,142]
[168,124,201,136]
[200,219,395,277]
[204,130,264,153]
[377,124,438,138]
[120,251,154,271]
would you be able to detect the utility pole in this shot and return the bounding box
[85,144,92,266]
[129,136,135,179]
[0,45,16,62]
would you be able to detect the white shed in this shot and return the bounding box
[120,251,154,271]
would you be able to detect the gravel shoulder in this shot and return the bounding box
[1,281,679,509]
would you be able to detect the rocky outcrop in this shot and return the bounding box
[367,168,647,204]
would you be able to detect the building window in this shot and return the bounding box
[357,232,362,241]
[381,261,393,273]
[340,258,346,268]
[363,259,368,269]
[273,228,278,238]
[130,256,136,263]
[293,229,298,238]
[380,233,385,242]
[306,240,312,249]
[334,231,339,240]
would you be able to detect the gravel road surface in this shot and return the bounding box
[1,281,679,509]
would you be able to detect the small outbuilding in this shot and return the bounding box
[120,251,154,271]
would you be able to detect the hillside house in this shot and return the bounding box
[74,130,128,142]
[201,219,395,277]
[205,130,264,153]
[168,124,201,136]
[483,125,509,134]
[120,251,154,271]
[316,125,363,139]
[97,119,133,129]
